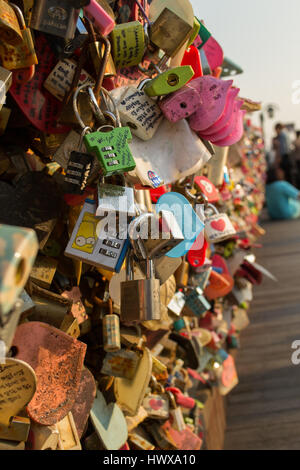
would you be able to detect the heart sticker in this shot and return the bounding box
[211,219,226,232]
[149,398,163,410]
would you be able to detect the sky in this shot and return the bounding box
[190,0,300,147]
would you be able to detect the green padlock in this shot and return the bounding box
[110,21,145,69]
[143,66,194,97]
[84,127,136,177]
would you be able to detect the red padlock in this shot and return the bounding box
[166,387,195,409]
[181,45,203,81]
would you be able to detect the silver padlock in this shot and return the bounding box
[120,251,161,322]
[129,211,184,261]
[167,391,186,432]
[96,176,135,219]
[30,0,80,40]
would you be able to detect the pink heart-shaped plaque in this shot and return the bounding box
[213,109,246,147]
[209,99,243,143]
[200,88,240,136]
[149,398,163,410]
[211,219,226,232]
[189,77,233,132]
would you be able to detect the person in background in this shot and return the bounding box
[273,123,292,183]
[266,167,300,220]
[290,131,300,189]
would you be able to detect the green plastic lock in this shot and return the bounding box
[144,66,195,97]
[84,127,136,177]
[110,21,145,69]
[186,17,201,48]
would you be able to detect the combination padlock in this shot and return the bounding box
[110,20,146,69]
[65,200,130,273]
[120,251,160,322]
[29,0,80,40]
[81,86,136,177]
[64,147,95,195]
[110,84,163,141]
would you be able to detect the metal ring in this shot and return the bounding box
[73,83,92,130]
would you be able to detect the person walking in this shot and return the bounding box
[273,123,292,183]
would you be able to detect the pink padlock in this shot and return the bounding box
[84,0,115,36]
[200,87,240,136]
[205,99,244,143]
[213,109,246,147]
[159,83,202,123]
[202,36,224,71]
[189,77,233,132]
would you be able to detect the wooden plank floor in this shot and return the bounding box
[225,217,300,450]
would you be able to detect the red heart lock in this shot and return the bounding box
[149,399,163,410]
[211,219,226,232]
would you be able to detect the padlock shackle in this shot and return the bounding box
[10,3,26,30]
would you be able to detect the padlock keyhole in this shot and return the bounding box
[127,122,138,130]
[15,258,26,285]
[180,102,187,109]
[167,74,180,87]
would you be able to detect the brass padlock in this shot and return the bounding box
[149,7,193,59]
[0,3,38,71]
[0,0,23,45]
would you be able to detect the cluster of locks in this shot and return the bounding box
[0,0,269,451]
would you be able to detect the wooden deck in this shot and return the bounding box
[225,217,300,450]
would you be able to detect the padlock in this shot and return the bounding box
[101,348,140,379]
[44,59,95,102]
[29,255,58,290]
[142,377,169,420]
[83,0,115,36]
[159,82,202,123]
[29,0,80,40]
[184,287,211,317]
[56,412,82,450]
[204,204,236,243]
[120,251,160,322]
[167,291,186,316]
[166,391,186,432]
[174,257,190,287]
[0,0,23,45]
[0,3,38,71]
[151,255,182,285]
[110,21,145,69]
[110,84,163,141]
[0,66,12,112]
[65,200,130,273]
[142,65,194,97]
[29,422,60,451]
[96,175,135,218]
[129,211,184,261]
[64,137,95,194]
[102,300,121,353]
[149,7,193,59]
